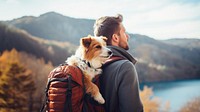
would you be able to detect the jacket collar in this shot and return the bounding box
[107,46,137,64]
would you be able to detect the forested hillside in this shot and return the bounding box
[0,22,76,65]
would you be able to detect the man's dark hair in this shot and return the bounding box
[94,14,123,45]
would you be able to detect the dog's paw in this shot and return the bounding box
[94,93,105,104]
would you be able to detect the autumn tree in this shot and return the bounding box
[0,49,35,112]
[140,86,170,112]
[18,51,54,111]
[0,48,54,111]
[179,96,200,112]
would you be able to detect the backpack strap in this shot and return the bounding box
[103,56,125,68]
[40,78,50,112]
[65,75,72,112]
[40,77,71,112]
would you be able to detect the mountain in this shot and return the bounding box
[2,12,200,82]
[162,38,200,65]
[128,34,200,82]
[6,12,94,44]
[0,22,76,65]
[162,38,200,49]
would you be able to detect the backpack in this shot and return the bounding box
[40,56,123,112]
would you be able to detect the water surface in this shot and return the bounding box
[140,79,200,112]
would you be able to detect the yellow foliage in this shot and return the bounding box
[140,86,170,112]
[0,49,19,64]
[0,49,20,75]
[0,48,54,111]
[179,96,200,112]
[140,86,160,112]
[0,56,35,111]
[0,108,15,112]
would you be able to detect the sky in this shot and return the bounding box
[0,0,200,40]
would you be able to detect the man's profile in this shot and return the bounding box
[94,14,144,112]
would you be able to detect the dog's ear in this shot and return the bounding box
[101,36,107,42]
[81,36,92,48]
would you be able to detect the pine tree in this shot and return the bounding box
[0,49,35,112]
[0,49,54,111]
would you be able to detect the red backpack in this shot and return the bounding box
[40,56,123,112]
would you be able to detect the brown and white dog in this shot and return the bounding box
[66,35,112,104]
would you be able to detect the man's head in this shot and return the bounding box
[94,14,130,50]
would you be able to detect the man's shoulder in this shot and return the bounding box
[117,60,135,70]
[106,58,134,69]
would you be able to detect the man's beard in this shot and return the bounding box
[119,41,129,50]
[124,45,129,50]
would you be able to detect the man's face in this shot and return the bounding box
[118,23,129,50]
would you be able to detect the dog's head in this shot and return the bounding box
[77,35,112,68]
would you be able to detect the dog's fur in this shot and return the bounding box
[66,35,112,104]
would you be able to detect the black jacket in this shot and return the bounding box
[100,46,143,112]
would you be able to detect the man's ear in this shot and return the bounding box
[112,34,119,43]
[81,36,92,48]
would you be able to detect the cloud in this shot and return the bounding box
[123,1,200,39]
[5,0,19,4]
[0,0,199,39]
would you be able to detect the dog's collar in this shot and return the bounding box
[83,60,91,68]
[80,59,101,71]
[66,55,102,76]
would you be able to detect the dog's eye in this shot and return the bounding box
[95,45,102,49]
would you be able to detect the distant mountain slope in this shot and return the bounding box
[0,22,75,65]
[162,38,200,49]
[128,34,200,82]
[6,12,94,44]
[2,12,200,82]
[162,38,200,66]
[129,34,200,66]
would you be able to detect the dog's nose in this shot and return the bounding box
[108,51,112,55]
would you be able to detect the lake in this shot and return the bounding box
[140,79,200,112]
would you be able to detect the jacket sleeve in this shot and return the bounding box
[116,61,143,112]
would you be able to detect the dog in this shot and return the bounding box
[66,35,112,104]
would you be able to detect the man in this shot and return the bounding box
[93,14,143,112]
